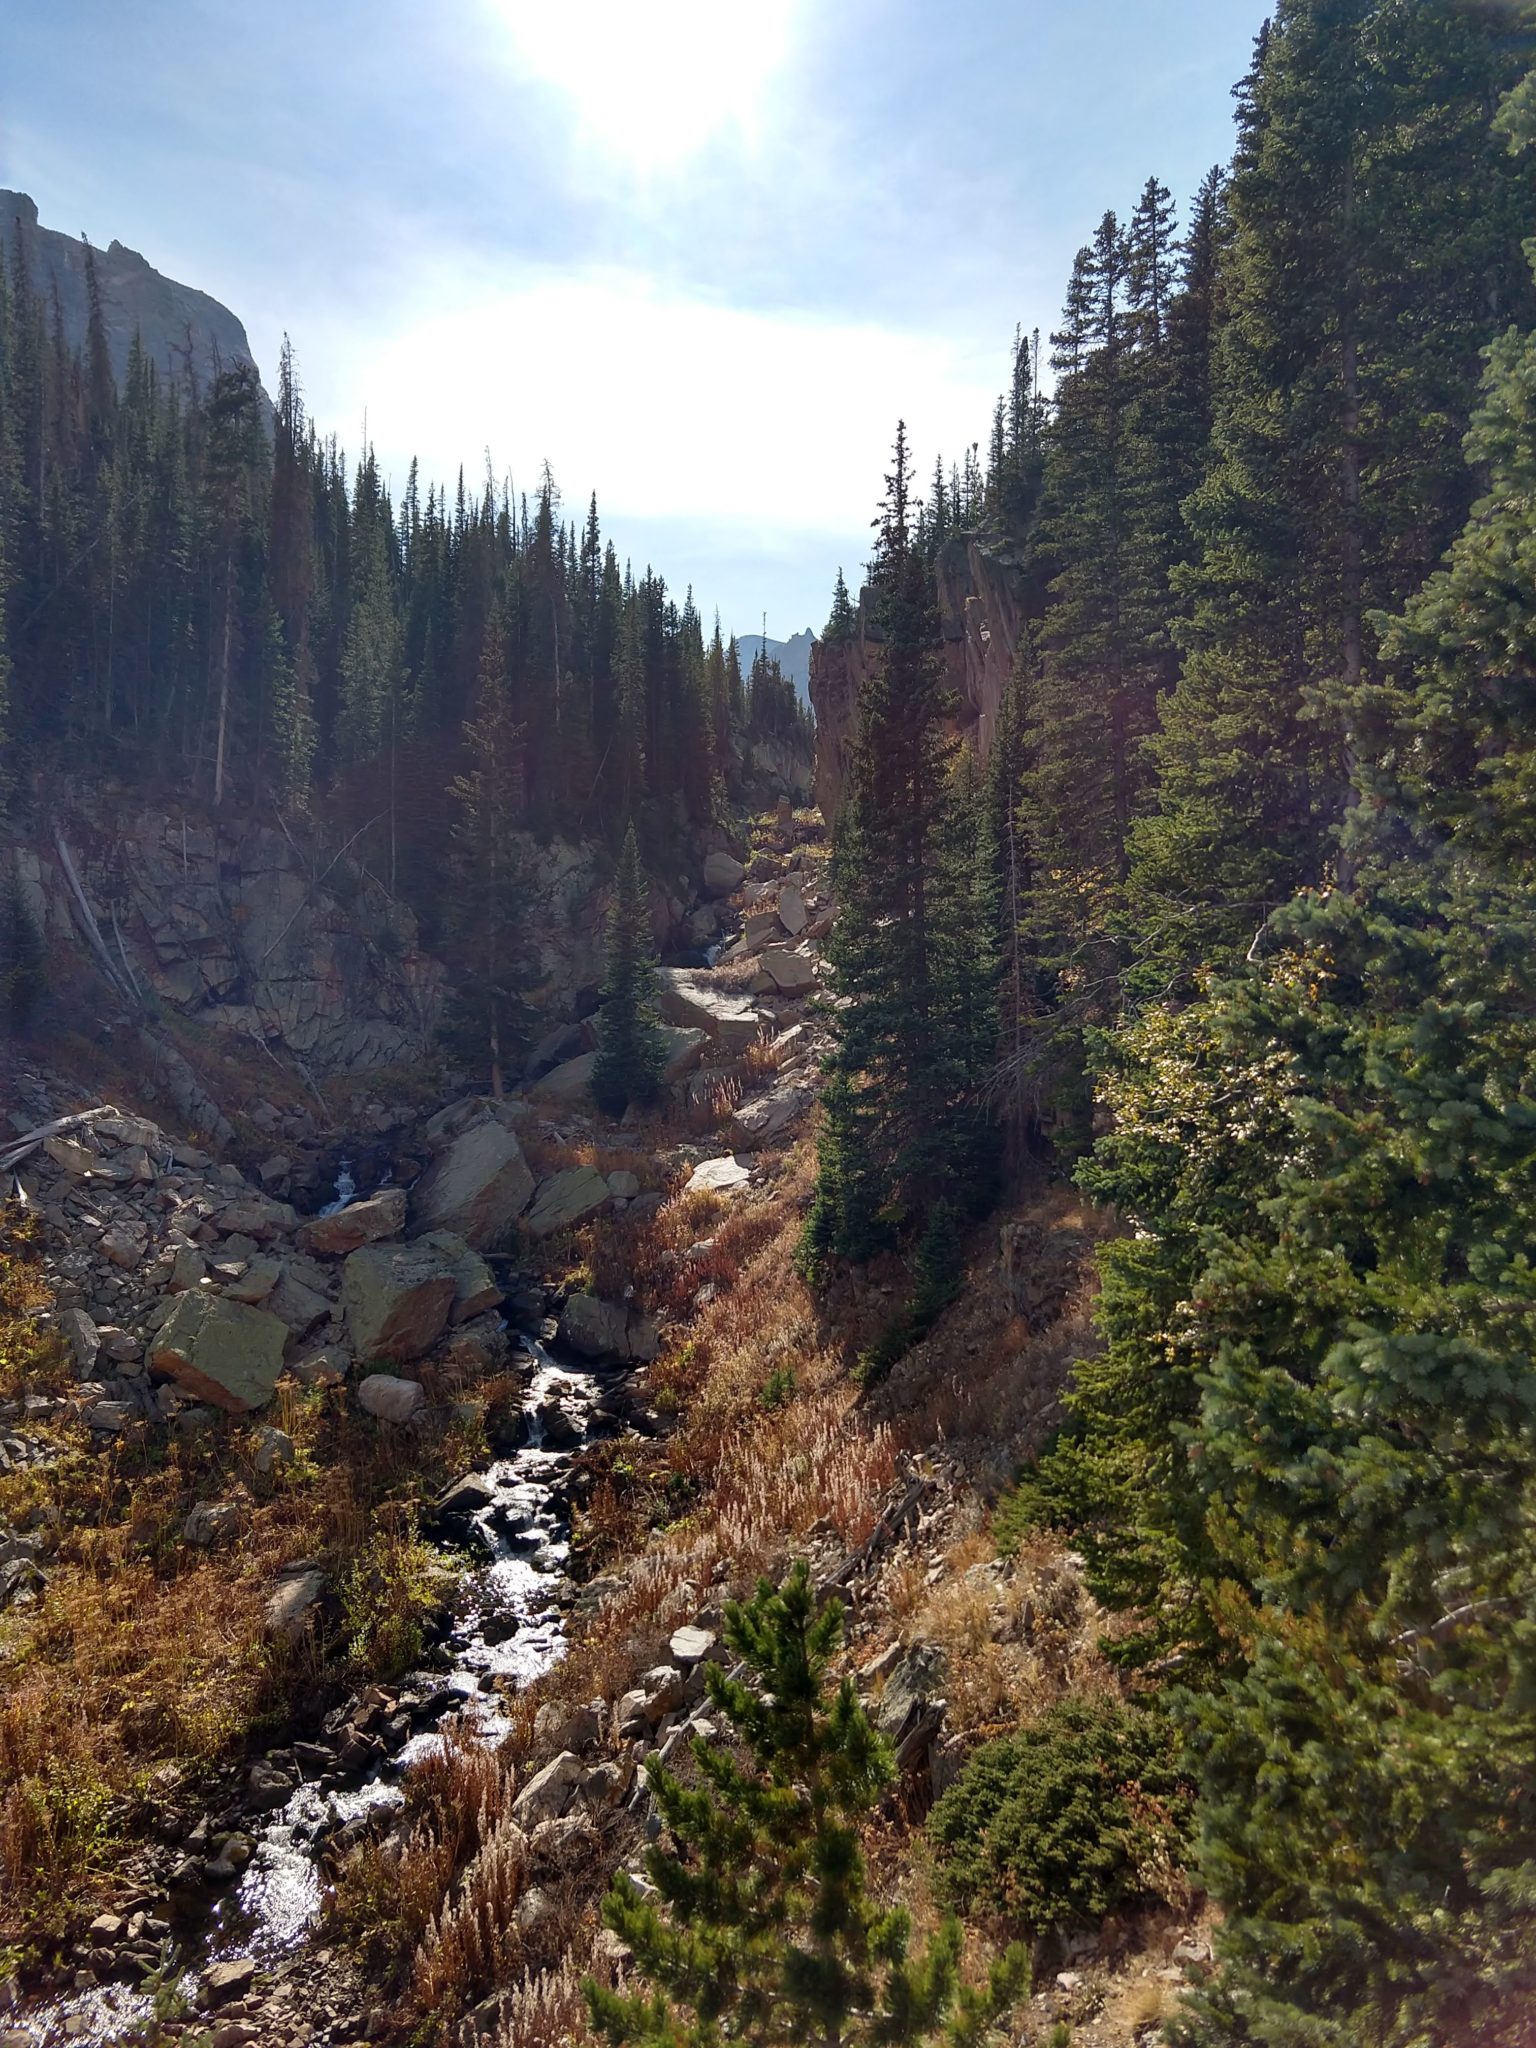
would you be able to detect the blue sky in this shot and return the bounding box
[3,0,1270,639]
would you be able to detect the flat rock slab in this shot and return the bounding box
[411,1119,536,1249]
[525,1165,611,1239]
[298,1187,407,1257]
[685,1156,754,1197]
[151,1291,288,1414]
[669,1625,718,1666]
[658,968,773,1052]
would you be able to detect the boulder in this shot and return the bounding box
[530,1052,597,1106]
[266,1268,334,1340]
[669,1625,717,1667]
[57,1306,101,1373]
[417,1230,503,1325]
[252,1426,295,1475]
[202,1958,257,2007]
[100,1224,147,1269]
[222,1257,282,1305]
[292,1344,351,1387]
[777,883,808,935]
[264,1567,326,1641]
[659,1024,709,1081]
[758,947,817,995]
[525,1165,611,1239]
[343,1242,457,1363]
[217,1194,298,1241]
[183,1500,243,1547]
[357,1373,426,1424]
[606,1169,642,1200]
[151,1292,288,1414]
[298,1187,407,1257]
[558,1292,659,1363]
[169,1245,208,1293]
[703,850,746,895]
[684,1155,754,1197]
[658,968,772,1052]
[411,1119,535,1248]
[511,1750,584,1828]
[730,1076,818,1152]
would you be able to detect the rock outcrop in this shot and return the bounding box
[809,534,1029,825]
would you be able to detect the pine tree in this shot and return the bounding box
[824,567,857,646]
[586,1563,1028,2048]
[591,822,667,1118]
[804,426,996,1273]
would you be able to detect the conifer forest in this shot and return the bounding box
[5,6,1536,2048]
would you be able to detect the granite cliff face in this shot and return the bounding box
[0,188,266,403]
[809,535,1030,824]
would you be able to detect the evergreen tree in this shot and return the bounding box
[824,567,857,646]
[586,1563,1028,2048]
[591,822,667,1118]
[804,426,996,1273]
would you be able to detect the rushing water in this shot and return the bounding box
[25,1335,614,2047]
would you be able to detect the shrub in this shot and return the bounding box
[338,1523,450,1680]
[927,1697,1191,1932]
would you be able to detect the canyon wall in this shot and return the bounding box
[809,534,1030,825]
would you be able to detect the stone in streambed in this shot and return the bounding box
[297,1186,407,1256]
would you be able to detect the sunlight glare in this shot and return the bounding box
[494,0,801,169]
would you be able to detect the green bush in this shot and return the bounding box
[927,1697,1191,1932]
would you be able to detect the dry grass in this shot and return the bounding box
[0,1275,501,1945]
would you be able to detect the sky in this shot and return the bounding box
[2,0,1271,640]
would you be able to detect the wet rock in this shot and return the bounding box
[183,1500,243,1547]
[342,1242,456,1364]
[152,1292,288,1413]
[202,1957,257,2006]
[356,1373,425,1424]
[433,1473,496,1521]
[246,1759,296,1811]
[511,1750,584,1827]
[297,1187,407,1257]
[532,1401,582,1450]
[525,1165,611,1240]
[411,1120,535,1249]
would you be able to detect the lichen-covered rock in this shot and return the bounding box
[342,1243,457,1363]
[151,1292,288,1414]
[410,1119,535,1249]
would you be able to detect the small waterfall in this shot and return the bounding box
[317,1159,356,1217]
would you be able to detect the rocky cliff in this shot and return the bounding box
[809,534,1030,824]
[0,188,266,404]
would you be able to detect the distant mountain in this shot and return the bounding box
[0,189,266,406]
[736,628,817,707]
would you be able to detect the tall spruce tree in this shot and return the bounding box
[591,822,667,1118]
[586,1563,1028,2048]
[804,426,996,1274]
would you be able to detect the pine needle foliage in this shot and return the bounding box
[585,1562,1029,2048]
[591,821,667,1118]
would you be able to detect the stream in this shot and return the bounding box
[24,1332,616,2047]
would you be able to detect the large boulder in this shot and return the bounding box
[150,1292,288,1414]
[411,1119,534,1248]
[558,1292,659,1363]
[684,1155,754,1197]
[703,850,746,896]
[343,1242,457,1363]
[298,1187,407,1257]
[525,1166,611,1240]
[756,947,817,995]
[730,1075,818,1152]
[357,1373,426,1423]
[530,1052,597,1106]
[658,968,772,1052]
[417,1230,503,1324]
[659,1025,709,1081]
